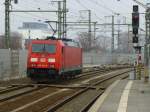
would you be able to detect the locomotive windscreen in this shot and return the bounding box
[32,44,56,53]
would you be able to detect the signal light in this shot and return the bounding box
[133,28,138,35]
[132,13,139,28]
[14,0,18,4]
[133,5,138,12]
[133,36,138,43]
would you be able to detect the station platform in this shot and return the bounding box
[88,79,150,112]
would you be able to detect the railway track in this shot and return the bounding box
[0,67,116,102]
[0,85,46,103]
[0,85,29,94]
[52,67,129,86]
[45,70,131,112]
[0,65,131,86]
[0,68,132,112]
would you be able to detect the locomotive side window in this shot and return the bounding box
[32,44,44,52]
[45,44,56,53]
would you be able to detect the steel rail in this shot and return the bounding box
[0,86,45,103]
[0,85,30,94]
[0,68,131,112]
[46,69,132,112]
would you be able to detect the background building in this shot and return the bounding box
[18,22,51,49]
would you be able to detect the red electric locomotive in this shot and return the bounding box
[27,37,82,81]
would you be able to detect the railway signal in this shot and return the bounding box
[132,5,139,43]
[132,35,138,43]
[132,5,142,80]
[133,27,138,35]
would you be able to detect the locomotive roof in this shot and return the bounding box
[31,37,80,48]
[31,36,75,42]
[45,36,75,42]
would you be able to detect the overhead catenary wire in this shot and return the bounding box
[13,0,40,10]
[87,0,130,22]
[89,0,118,14]
[33,0,46,18]
[2,0,143,36]
[11,13,47,21]
[11,10,50,21]
[11,0,59,20]
[9,0,82,36]
[10,2,58,22]
[75,0,104,22]
[85,0,132,25]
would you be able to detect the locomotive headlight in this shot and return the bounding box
[48,58,55,63]
[30,58,38,62]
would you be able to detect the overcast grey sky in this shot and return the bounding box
[0,0,146,36]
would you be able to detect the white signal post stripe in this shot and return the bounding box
[117,81,133,112]
[11,89,69,112]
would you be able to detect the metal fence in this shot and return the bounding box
[0,49,27,81]
[0,49,135,81]
[83,52,135,66]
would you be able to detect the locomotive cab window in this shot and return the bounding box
[32,44,56,53]
[32,44,44,53]
[45,44,56,53]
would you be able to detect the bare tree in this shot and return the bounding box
[116,32,134,53]
[0,32,22,49]
[77,32,103,52]
[96,35,111,52]
[10,32,22,49]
